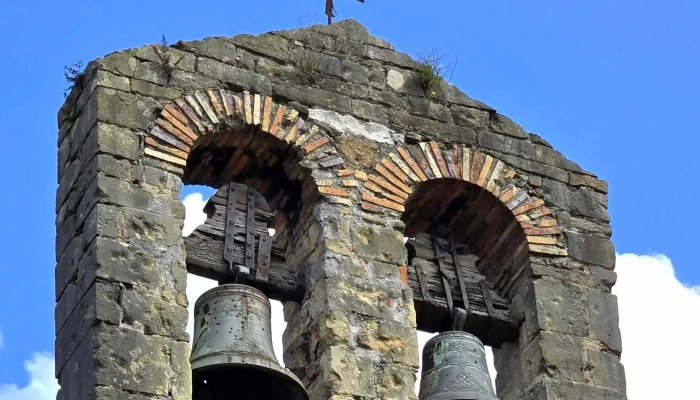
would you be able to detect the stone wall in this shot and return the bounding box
[55,19,626,400]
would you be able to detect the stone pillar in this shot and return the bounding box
[283,200,419,400]
[55,79,191,400]
[492,210,626,399]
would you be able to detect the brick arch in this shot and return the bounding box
[359,141,568,294]
[143,88,345,174]
[144,88,354,237]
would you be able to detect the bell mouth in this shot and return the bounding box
[193,360,308,400]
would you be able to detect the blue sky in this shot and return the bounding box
[0,1,698,399]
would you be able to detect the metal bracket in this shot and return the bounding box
[450,240,470,315]
[223,184,240,284]
[480,280,496,321]
[245,186,256,276]
[432,234,454,316]
[228,264,250,283]
[256,233,272,283]
[451,307,468,331]
[414,261,432,304]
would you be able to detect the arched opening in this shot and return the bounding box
[402,178,525,398]
[176,115,324,396]
[404,178,527,294]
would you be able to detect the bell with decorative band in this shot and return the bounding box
[190,284,308,400]
[418,331,497,400]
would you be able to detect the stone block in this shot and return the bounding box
[584,346,626,392]
[229,33,290,61]
[493,341,525,399]
[77,237,162,298]
[319,346,376,398]
[55,282,121,374]
[356,319,419,367]
[571,173,609,193]
[529,133,553,148]
[310,19,374,44]
[450,105,490,130]
[120,288,189,341]
[85,387,159,400]
[366,46,416,69]
[93,70,131,92]
[478,131,536,159]
[68,90,99,156]
[174,37,238,64]
[566,231,616,269]
[55,234,83,298]
[527,262,593,290]
[132,164,182,192]
[55,213,77,262]
[58,332,97,400]
[94,174,184,217]
[591,266,617,293]
[521,331,585,384]
[543,178,610,222]
[196,57,271,94]
[499,154,569,182]
[170,340,193,400]
[95,87,158,131]
[350,224,406,264]
[95,51,137,77]
[524,278,588,341]
[55,282,77,334]
[121,207,184,244]
[133,60,169,86]
[368,88,405,108]
[341,59,370,85]
[273,80,351,114]
[535,145,584,172]
[587,290,623,353]
[489,112,529,138]
[531,378,627,399]
[374,361,419,400]
[130,78,182,99]
[92,325,173,395]
[560,213,613,238]
[350,99,387,123]
[83,122,141,162]
[322,277,400,320]
[387,109,477,144]
[132,45,197,73]
[168,69,220,90]
[385,68,424,97]
[404,96,451,122]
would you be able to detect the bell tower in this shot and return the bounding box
[54,19,626,400]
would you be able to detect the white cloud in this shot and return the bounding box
[614,253,700,399]
[4,192,697,400]
[182,193,209,237]
[0,353,59,400]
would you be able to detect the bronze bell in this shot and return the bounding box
[190,284,308,400]
[419,331,497,400]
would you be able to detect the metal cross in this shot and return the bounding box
[326,0,365,25]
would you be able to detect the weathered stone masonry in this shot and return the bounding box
[55,19,626,400]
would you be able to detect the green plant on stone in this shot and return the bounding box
[63,60,85,98]
[155,35,174,84]
[415,48,456,103]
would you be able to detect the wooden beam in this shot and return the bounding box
[185,230,303,302]
[407,233,519,347]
